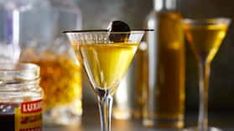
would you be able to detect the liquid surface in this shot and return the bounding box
[73,43,138,91]
[184,21,229,62]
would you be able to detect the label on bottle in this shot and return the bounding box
[15,99,43,131]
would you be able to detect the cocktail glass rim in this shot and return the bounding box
[63,29,152,34]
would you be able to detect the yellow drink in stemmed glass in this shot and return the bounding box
[183,18,231,131]
[77,43,138,91]
[65,30,145,131]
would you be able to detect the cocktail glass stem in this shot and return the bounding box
[98,93,113,131]
[198,60,210,131]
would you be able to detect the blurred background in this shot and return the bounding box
[0,0,233,123]
[77,0,234,112]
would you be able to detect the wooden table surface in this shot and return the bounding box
[44,103,234,131]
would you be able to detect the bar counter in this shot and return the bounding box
[44,103,234,131]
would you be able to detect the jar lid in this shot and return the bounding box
[0,63,40,85]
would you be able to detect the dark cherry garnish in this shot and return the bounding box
[108,21,131,42]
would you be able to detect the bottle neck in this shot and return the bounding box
[153,0,178,12]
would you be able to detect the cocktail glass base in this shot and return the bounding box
[184,127,222,131]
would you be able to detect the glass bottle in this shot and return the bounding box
[0,0,34,63]
[50,0,82,37]
[144,0,185,128]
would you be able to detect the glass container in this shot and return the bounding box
[0,63,43,130]
[144,0,185,128]
[11,0,83,126]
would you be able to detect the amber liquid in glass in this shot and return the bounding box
[21,50,82,111]
[73,43,138,92]
[132,45,148,119]
[155,11,185,128]
[184,22,228,62]
[183,18,230,131]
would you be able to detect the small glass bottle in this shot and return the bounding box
[0,63,43,130]
[144,0,185,128]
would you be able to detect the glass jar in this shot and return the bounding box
[0,63,43,130]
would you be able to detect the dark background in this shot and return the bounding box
[76,0,234,111]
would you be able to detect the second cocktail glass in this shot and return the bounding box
[65,30,145,131]
[183,18,231,131]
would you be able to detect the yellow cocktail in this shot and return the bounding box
[65,30,145,131]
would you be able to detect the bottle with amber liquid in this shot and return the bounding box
[143,0,185,128]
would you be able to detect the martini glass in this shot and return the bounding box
[64,30,145,131]
[183,18,231,131]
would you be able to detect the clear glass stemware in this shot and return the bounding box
[183,18,231,131]
[65,30,145,131]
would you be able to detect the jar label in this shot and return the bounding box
[15,99,42,131]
